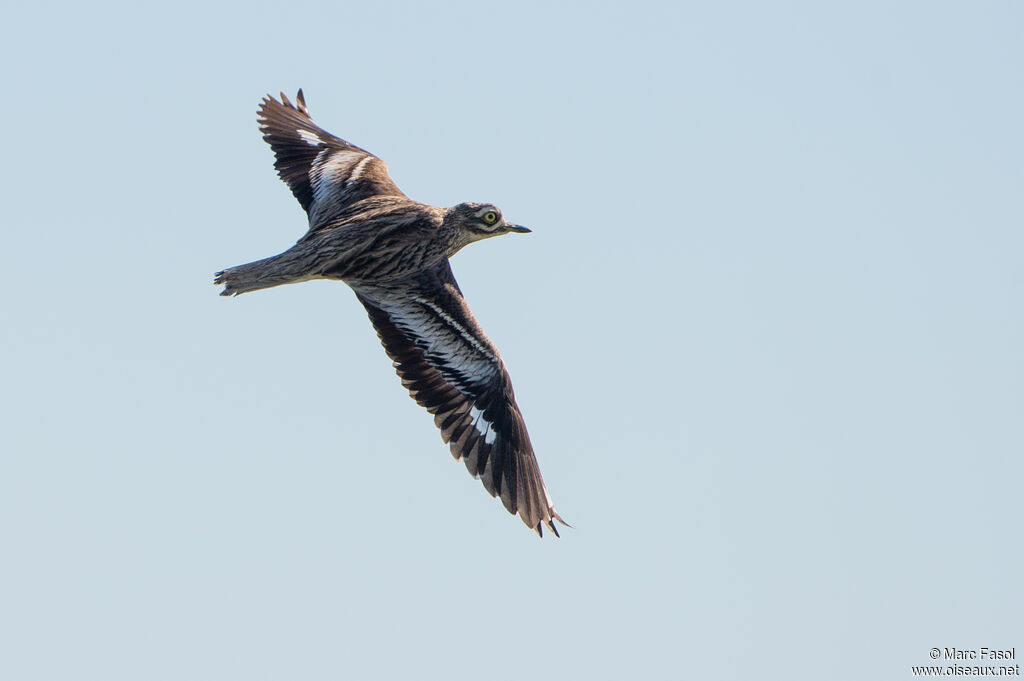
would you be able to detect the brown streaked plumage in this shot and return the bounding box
[216,90,566,536]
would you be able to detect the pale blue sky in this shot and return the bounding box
[1,2,1021,680]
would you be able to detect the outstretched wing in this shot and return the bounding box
[258,90,407,230]
[352,262,565,536]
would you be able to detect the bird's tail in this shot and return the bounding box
[214,251,318,296]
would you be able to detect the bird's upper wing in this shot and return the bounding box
[352,262,564,536]
[258,90,407,229]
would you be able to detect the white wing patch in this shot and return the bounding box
[348,155,375,186]
[413,297,497,363]
[310,149,366,203]
[297,129,323,146]
[368,295,500,393]
[469,406,497,445]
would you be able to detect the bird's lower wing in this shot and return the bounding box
[352,263,564,536]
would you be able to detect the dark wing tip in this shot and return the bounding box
[255,89,329,212]
[259,90,313,127]
[534,512,570,538]
[275,89,309,115]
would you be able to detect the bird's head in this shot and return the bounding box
[446,202,530,253]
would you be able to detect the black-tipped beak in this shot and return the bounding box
[506,224,531,233]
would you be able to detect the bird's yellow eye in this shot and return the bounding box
[482,211,499,225]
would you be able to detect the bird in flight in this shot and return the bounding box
[216,90,566,536]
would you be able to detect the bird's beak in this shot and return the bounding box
[506,224,531,233]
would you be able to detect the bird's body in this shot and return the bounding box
[216,90,565,536]
[218,198,449,293]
